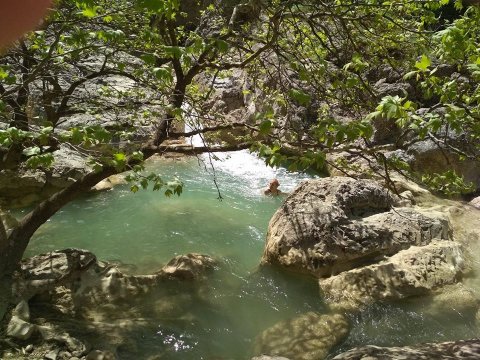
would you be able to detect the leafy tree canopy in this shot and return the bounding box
[0,0,480,318]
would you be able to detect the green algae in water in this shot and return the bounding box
[23,152,480,359]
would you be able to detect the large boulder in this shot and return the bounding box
[47,145,91,189]
[0,168,46,204]
[0,145,92,207]
[407,139,480,193]
[262,178,450,277]
[253,312,349,360]
[320,240,466,311]
[332,339,480,359]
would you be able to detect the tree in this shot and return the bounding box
[1,0,479,323]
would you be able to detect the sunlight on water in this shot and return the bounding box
[22,152,480,359]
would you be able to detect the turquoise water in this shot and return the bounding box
[24,152,312,272]
[22,151,480,359]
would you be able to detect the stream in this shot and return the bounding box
[21,151,480,359]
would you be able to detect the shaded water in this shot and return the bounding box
[22,151,480,359]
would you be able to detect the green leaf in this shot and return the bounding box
[288,89,311,106]
[153,67,173,82]
[114,153,126,162]
[215,40,229,53]
[163,46,182,59]
[259,120,273,135]
[415,55,431,71]
[82,7,97,18]
[22,147,41,157]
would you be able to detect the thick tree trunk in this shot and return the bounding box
[1,167,118,276]
[0,166,118,323]
[0,115,173,324]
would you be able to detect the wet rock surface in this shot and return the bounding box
[320,240,466,311]
[254,312,350,360]
[4,249,219,359]
[160,253,218,280]
[262,177,450,277]
[331,339,480,359]
[14,249,217,305]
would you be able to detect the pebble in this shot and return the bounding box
[25,344,34,353]
[45,349,59,360]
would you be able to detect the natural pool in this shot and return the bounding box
[22,151,480,359]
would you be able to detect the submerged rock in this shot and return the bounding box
[262,178,450,277]
[8,249,218,358]
[159,253,217,280]
[14,249,217,306]
[320,240,466,311]
[254,312,349,360]
[85,349,116,360]
[332,339,480,359]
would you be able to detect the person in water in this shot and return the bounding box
[264,178,283,196]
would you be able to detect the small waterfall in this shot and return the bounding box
[185,120,312,197]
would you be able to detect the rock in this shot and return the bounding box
[0,168,46,200]
[48,145,91,188]
[92,178,114,192]
[59,351,72,358]
[0,210,19,233]
[397,190,415,206]
[388,173,431,196]
[6,315,36,340]
[14,249,217,310]
[45,349,59,360]
[374,79,415,99]
[86,350,116,360]
[13,299,30,321]
[25,344,34,353]
[159,253,217,280]
[254,312,349,360]
[0,145,93,207]
[6,300,34,340]
[38,325,89,357]
[204,68,247,114]
[371,79,416,144]
[331,339,480,359]
[427,283,479,316]
[320,240,466,311]
[407,139,480,193]
[262,178,450,277]
[14,249,98,301]
[72,265,157,307]
[366,64,402,83]
[92,174,126,192]
[470,196,480,210]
